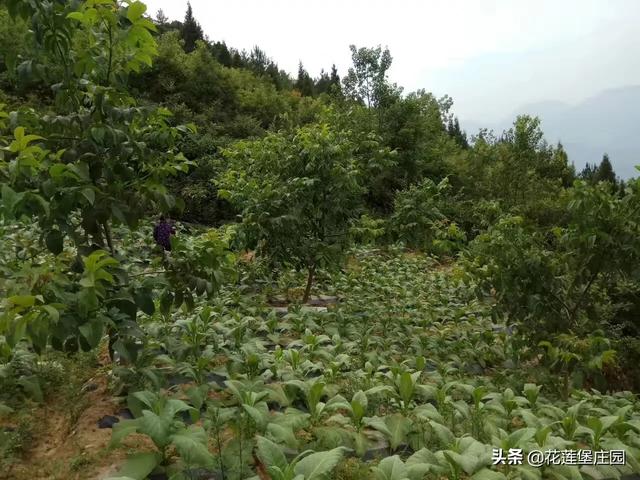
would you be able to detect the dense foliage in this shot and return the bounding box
[219,122,363,302]
[0,1,639,479]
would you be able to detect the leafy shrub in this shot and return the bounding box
[538,332,617,399]
[219,122,363,302]
[349,214,387,246]
[464,179,640,342]
[389,178,452,251]
[431,220,467,257]
[109,391,214,478]
[462,215,562,335]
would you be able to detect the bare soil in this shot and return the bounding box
[4,351,155,480]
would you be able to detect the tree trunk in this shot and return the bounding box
[107,327,117,363]
[103,221,115,255]
[563,369,570,401]
[303,263,316,304]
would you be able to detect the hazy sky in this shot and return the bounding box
[143,0,640,124]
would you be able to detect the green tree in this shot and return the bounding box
[595,153,617,184]
[329,64,341,95]
[389,178,449,250]
[579,162,597,183]
[343,44,393,110]
[314,68,330,95]
[219,123,363,302]
[210,40,232,67]
[155,8,168,26]
[373,90,449,209]
[0,6,30,88]
[247,46,269,74]
[490,116,567,212]
[464,178,640,340]
[447,117,469,149]
[295,62,314,97]
[0,0,232,360]
[181,2,203,53]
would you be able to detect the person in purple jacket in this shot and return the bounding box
[153,215,175,251]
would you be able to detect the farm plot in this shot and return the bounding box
[96,249,640,480]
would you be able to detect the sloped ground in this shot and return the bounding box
[3,249,640,480]
[3,347,155,480]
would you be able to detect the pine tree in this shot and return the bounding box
[295,62,314,97]
[446,117,469,149]
[595,153,617,184]
[248,46,270,74]
[211,41,232,67]
[580,162,597,183]
[329,64,341,95]
[181,2,204,53]
[455,118,469,149]
[155,9,168,25]
[314,69,331,95]
[446,118,454,136]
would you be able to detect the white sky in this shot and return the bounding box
[143,0,640,124]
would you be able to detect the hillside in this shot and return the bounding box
[1,2,640,480]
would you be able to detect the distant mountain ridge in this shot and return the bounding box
[463,86,640,179]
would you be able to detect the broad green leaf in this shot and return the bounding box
[364,385,394,396]
[579,465,607,480]
[79,320,104,349]
[429,420,454,447]
[399,372,415,404]
[1,184,21,217]
[414,404,444,424]
[353,431,369,457]
[546,465,583,480]
[171,428,214,467]
[130,391,158,413]
[164,398,194,419]
[471,469,507,480]
[353,390,368,411]
[256,435,288,472]
[406,463,431,480]
[138,411,171,448]
[365,417,392,438]
[373,455,409,480]
[8,295,36,308]
[110,419,139,447]
[267,423,298,449]
[41,305,59,323]
[386,414,412,450]
[598,415,620,433]
[81,187,95,205]
[116,452,160,480]
[185,386,207,411]
[243,404,267,430]
[507,428,536,448]
[127,1,146,21]
[407,448,438,465]
[67,11,84,21]
[293,447,345,480]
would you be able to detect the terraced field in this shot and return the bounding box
[87,247,640,480]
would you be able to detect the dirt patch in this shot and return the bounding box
[4,359,153,480]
